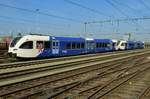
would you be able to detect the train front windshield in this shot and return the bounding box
[10,37,22,47]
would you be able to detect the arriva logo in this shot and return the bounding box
[62,50,67,53]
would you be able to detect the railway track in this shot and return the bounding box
[0,49,149,99]
[46,55,150,99]
[0,49,148,69]
[95,66,150,99]
[0,51,116,64]
[0,50,15,64]
[0,50,120,66]
[0,49,148,82]
[139,86,150,99]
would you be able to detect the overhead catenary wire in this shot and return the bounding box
[0,19,76,37]
[0,15,73,28]
[105,0,128,17]
[105,0,146,33]
[0,16,74,34]
[86,16,150,24]
[86,16,150,33]
[138,0,150,11]
[112,0,143,16]
[0,3,82,22]
[64,0,111,18]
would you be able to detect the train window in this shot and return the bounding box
[37,41,44,49]
[92,43,95,48]
[101,43,103,47]
[98,43,102,48]
[107,43,111,47]
[56,42,59,46]
[96,43,98,48]
[112,43,115,47]
[99,43,101,47]
[10,37,22,47]
[97,43,99,48]
[77,43,80,49]
[66,43,71,49]
[102,43,105,47]
[53,42,55,46]
[98,43,100,48]
[44,41,51,49]
[100,43,103,48]
[20,41,33,49]
[117,41,121,46]
[72,42,76,49]
[104,43,106,47]
[81,43,85,48]
[121,43,125,46]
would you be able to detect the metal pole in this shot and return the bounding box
[36,9,39,33]
[129,33,131,41]
[84,22,87,37]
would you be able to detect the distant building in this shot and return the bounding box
[0,36,12,49]
[0,36,12,43]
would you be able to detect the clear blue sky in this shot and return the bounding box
[0,0,150,41]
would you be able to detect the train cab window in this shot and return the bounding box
[113,43,116,47]
[36,41,44,49]
[121,43,125,46]
[20,41,33,49]
[66,43,71,49]
[44,41,51,49]
[81,43,85,48]
[10,37,22,47]
[117,41,121,46]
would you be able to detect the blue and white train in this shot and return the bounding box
[8,34,144,58]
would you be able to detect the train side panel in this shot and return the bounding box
[95,39,113,52]
[50,36,86,56]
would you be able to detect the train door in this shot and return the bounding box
[86,41,95,53]
[52,40,59,54]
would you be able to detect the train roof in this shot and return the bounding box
[51,36,85,42]
[94,39,112,43]
[85,38,94,41]
[21,35,49,41]
[127,40,136,43]
[112,39,118,41]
